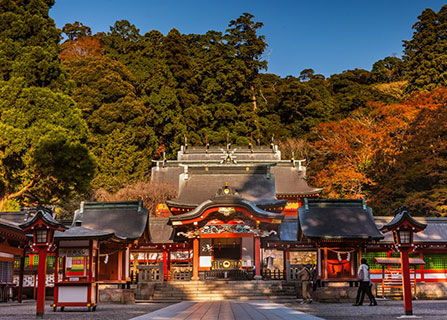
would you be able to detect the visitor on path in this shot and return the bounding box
[297,264,313,304]
[353,258,377,306]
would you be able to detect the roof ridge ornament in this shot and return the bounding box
[220,148,238,164]
[213,183,240,199]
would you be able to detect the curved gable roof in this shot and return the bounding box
[170,197,284,223]
[73,201,148,240]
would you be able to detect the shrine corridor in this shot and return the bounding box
[130,300,323,320]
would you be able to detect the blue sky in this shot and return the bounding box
[50,0,446,78]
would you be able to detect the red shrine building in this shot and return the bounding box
[1,143,447,303]
[140,144,382,283]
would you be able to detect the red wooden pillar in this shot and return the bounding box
[419,252,424,282]
[192,238,199,280]
[401,249,413,315]
[167,249,171,280]
[163,250,168,281]
[36,248,48,318]
[89,241,94,282]
[53,248,59,307]
[117,250,123,281]
[254,237,261,280]
[283,249,290,279]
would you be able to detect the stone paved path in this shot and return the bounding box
[130,300,324,320]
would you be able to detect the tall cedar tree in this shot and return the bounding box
[0,0,94,208]
[404,5,447,93]
[61,54,157,192]
[226,13,267,141]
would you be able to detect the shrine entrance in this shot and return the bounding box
[199,237,253,280]
[203,237,254,280]
[212,238,241,261]
[168,187,285,281]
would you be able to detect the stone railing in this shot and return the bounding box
[137,262,164,282]
[288,263,301,281]
[262,268,286,280]
[171,270,192,281]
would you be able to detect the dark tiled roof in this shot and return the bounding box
[375,217,447,243]
[148,218,175,243]
[151,145,322,203]
[170,197,285,222]
[150,165,183,190]
[0,217,24,233]
[73,201,148,240]
[279,217,298,242]
[0,212,30,224]
[298,199,383,240]
[174,167,277,206]
[54,226,114,240]
[271,166,322,195]
[176,145,281,161]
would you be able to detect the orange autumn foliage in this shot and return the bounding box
[370,88,447,216]
[59,36,102,61]
[308,90,438,200]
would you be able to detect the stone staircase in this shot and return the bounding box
[147,280,297,301]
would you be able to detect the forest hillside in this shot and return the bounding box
[1,1,447,217]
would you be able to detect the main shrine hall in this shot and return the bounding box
[140,144,383,283]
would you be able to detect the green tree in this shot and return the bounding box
[328,69,398,116]
[62,21,92,40]
[371,56,406,83]
[403,5,447,92]
[226,13,268,139]
[0,0,65,88]
[62,56,157,190]
[0,0,94,208]
[0,81,95,207]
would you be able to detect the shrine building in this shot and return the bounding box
[1,143,447,303]
[139,144,383,283]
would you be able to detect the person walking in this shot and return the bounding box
[354,258,377,306]
[298,264,313,304]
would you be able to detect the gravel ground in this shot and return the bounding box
[0,300,173,320]
[285,299,447,320]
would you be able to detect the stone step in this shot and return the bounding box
[158,286,292,290]
[153,283,296,288]
[150,295,296,301]
[155,287,296,292]
[152,291,294,296]
[153,290,296,295]
[144,280,297,301]
[159,281,290,285]
[154,292,295,296]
